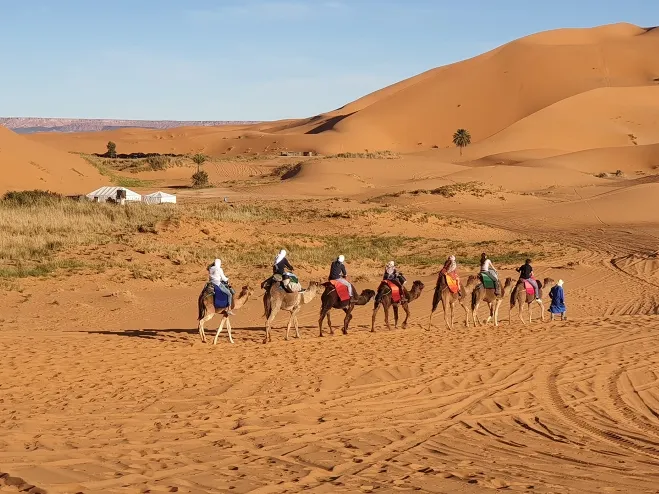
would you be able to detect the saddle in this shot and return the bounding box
[479,272,496,290]
[329,279,352,302]
[383,280,402,303]
[521,278,536,296]
[441,271,460,294]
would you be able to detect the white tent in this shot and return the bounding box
[143,191,177,205]
[86,186,142,203]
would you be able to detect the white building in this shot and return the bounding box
[143,191,177,204]
[86,186,142,203]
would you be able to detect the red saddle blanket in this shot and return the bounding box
[445,272,460,294]
[523,278,536,296]
[330,280,351,302]
[384,280,401,303]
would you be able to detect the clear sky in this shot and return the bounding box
[0,0,655,121]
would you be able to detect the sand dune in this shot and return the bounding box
[28,22,659,159]
[467,86,659,156]
[0,126,103,195]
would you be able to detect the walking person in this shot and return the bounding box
[549,279,567,321]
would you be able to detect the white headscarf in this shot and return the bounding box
[557,279,564,286]
[386,260,395,268]
[214,259,221,268]
[449,255,455,262]
[274,249,286,266]
[338,255,345,263]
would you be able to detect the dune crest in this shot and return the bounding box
[0,126,103,195]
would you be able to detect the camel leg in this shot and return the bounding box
[198,312,215,343]
[529,302,533,324]
[472,302,480,327]
[538,299,546,322]
[264,319,272,344]
[327,312,334,335]
[394,304,401,329]
[461,301,471,328]
[213,316,226,345]
[342,308,351,335]
[384,305,392,331]
[294,313,301,339]
[450,302,455,330]
[371,303,380,333]
[428,309,434,330]
[285,312,294,341]
[400,304,410,329]
[494,300,502,327]
[518,302,526,325]
[227,318,234,344]
[291,307,301,339]
[485,303,493,325]
[443,300,451,330]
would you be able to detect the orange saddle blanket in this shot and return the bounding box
[330,279,351,302]
[384,280,401,303]
[446,272,460,294]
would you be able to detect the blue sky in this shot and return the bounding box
[0,0,655,121]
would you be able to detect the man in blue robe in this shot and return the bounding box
[549,279,566,321]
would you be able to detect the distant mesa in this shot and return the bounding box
[0,118,261,134]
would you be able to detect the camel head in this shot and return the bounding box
[465,274,479,287]
[410,280,425,295]
[356,289,377,305]
[237,285,253,299]
[503,277,513,288]
[542,277,554,289]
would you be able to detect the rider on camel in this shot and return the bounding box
[516,258,540,300]
[328,255,354,299]
[273,249,294,292]
[480,253,501,296]
[439,255,462,297]
[208,259,234,315]
[383,260,408,303]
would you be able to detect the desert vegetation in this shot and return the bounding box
[452,129,471,155]
[0,190,567,286]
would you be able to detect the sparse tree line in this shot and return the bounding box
[105,141,210,188]
[102,129,471,190]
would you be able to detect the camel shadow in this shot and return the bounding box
[83,328,197,340]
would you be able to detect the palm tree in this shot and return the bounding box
[192,153,207,174]
[452,129,471,156]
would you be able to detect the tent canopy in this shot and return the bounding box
[86,186,142,202]
[143,191,176,204]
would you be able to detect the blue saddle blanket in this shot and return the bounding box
[212,283,230,309]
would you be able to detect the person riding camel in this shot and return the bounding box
[208,258,234,315]
[328,255,354,299]
[383,260,408,303]
[480,253,501,296]
[273,249,294,292]
[516,258,540,300]
[439,254,462,297]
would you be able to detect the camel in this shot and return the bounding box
[471,277,513,327]
[428,273,479,330]
[509,277,554,324]
[318,282,375,336]
[262,280,322,344]
[197,284,253,344]
[371,280,425,332]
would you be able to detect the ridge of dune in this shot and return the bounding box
[25,22,659,163]
[0,126,104,194]
[466,86,659,156]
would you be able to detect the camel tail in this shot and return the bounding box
[264,293,273,319]
[198,292,207,320]
[431,286,441,313]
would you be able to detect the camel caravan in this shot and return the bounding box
[197,250,558,344]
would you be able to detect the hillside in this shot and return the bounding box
[26,23,659,158]
[0,126,103,194]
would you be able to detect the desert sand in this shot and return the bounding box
[2,22,659,494]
